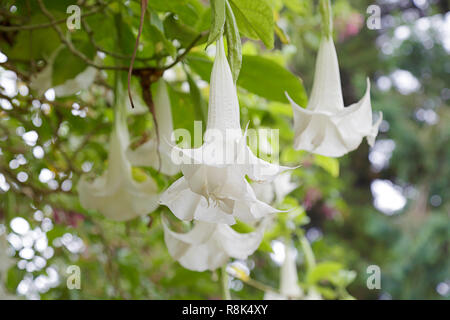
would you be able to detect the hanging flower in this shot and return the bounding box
[53,66,97,97]
[126,80,180,176]
[264,244,303,300]
[285,36,382,157]
[29,47,61,97]
[162,218,266,272]
[78,88,159,221]
[279,244,303,298]
[160,38,290,225]
[253,171,298,204]
[29,47,97,98]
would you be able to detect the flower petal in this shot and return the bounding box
[308,37,344,113]
[78,174,159,221]
[160,177,236,225]
[162,220,228,271]
[54,67,97,97]
[217,222,266,260]
[162,219,265,272]
[280,245,303,298]
[126,80,180,175]
[78,94,160,221]
[287,79,382,157]
[207,37,241,132]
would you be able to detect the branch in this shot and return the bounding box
[36,0,129,71]
[0,3,108,32]
[7,1,205,81]
[0,61,30,80]
[127,0,149,108]
[81,17,158,62]
[161,33,205,71]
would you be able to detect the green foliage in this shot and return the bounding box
[207,0,226,46]
[224,0,242,83]
[228,0,274,49]
[187,52,307,106]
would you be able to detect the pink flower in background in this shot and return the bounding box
[53,209,85,228]
[336,13,364,42]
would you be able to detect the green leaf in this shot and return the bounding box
[4,14,60,60]
[231,220,272,253]
[167,83,202,146]
[282,0,308,14]
[314,155,340,177]
[229,0,274,49]
[225,0,242,83]
[52,39,95,86]
[164,14,201,47]
[148,0,199,26]
[231,220,254,234]
[185,52,213,80]
[143,21,177,58]
[307,262,343,284]
[207,0,226,46]
[238,55,307,106]
[185,70,207,123]
[258,236,273,253]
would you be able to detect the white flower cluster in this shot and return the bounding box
[76,28,381,272]
[160,38,292,271]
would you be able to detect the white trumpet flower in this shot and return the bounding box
[126,80,180,176]
[162,218,266,271]
[279,245,302,298]
[286,37,382,157]
[253,171,298,204]
[29,48,61,97]
[264,244,303,300]
[78,89,159,221]
[53,66,97,97]
[161,38,290,225]
[29,47,97,98]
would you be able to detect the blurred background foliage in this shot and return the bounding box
[0,0,448,300]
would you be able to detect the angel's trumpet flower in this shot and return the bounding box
[78,88,159,221]
[161,38,290,225]
[286,37,382,157]
[126,80,180,176]
[30,47,97,98]
[162,218,266,271]
[253,171,298,204]
[264,244,303,300]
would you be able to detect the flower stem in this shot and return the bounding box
[243,278,278,293]
[320,0,333,38]
[221,265,231,300]
[300,236,316,272]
